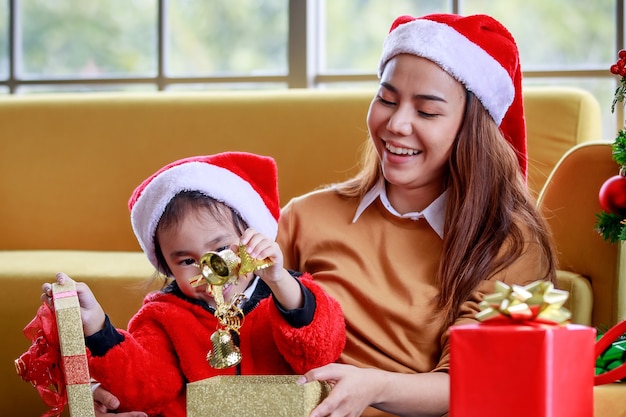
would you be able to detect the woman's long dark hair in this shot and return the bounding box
[440,92,557,325]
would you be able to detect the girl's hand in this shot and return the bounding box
[92,385,147,417]
[239,228,285,284]
[41,272,106,337]
[239,228,302,310]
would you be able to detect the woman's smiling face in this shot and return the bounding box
[367,54,466,196]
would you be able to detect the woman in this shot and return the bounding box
[282,13,556,417]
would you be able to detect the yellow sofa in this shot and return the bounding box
[0,87,604,416]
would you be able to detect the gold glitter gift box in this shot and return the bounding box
[53,279,96,417]
[187,375,330,417]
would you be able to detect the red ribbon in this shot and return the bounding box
[595,319,626,385]
[15,302,67,417]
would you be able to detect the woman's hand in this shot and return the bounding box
[298,363,450,417]
[298,363,380,417]
[41,272,106,336]
[93,385,147,417]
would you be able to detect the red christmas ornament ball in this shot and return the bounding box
[599,175,626,216]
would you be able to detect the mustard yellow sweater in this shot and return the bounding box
[278,188,549,376]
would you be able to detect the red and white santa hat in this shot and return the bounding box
[128,152,280,271]
[378,13,527,177]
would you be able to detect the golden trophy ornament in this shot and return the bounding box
[190,245,272,368]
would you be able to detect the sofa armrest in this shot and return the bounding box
[556,269,593,325]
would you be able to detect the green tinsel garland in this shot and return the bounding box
[612,128,626,166]
[595,128,626,242]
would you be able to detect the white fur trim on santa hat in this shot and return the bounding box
[378,18,514,125]
[130,161,278,270]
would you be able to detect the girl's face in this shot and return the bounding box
[367,54,466,211]
[156,206,252,307]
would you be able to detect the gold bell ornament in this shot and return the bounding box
[208,329,242,369]
[190,245,272,369]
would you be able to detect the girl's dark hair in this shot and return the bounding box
[153,190,248,279]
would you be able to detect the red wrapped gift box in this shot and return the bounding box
[449,323,595,417]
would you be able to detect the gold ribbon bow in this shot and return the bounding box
[475,280,571,325]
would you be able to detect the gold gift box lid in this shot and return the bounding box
[187,375,330,417]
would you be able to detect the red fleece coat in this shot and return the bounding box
[88,274,345,417]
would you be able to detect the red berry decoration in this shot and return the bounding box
[611,51,626,112]
[599,175,626,216]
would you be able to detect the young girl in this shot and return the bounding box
[43,152,345,417]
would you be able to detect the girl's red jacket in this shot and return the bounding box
[87,273,345,417]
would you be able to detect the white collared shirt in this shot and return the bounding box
[350,178,447,239]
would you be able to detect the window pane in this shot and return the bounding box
[167,0,288,77]
[323,0,450,73]
[462,0,615,70]
[319,81,378,90]
[16,83,157,94]
[19,0,157,79]
[165,82,287,91]
[0,2,7,80]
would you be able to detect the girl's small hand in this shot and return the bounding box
[239,228,285,284]
[92,385,148,417]
[41,272,106,337]
[239,228,303,310]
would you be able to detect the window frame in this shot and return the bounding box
[2,0,625,126]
